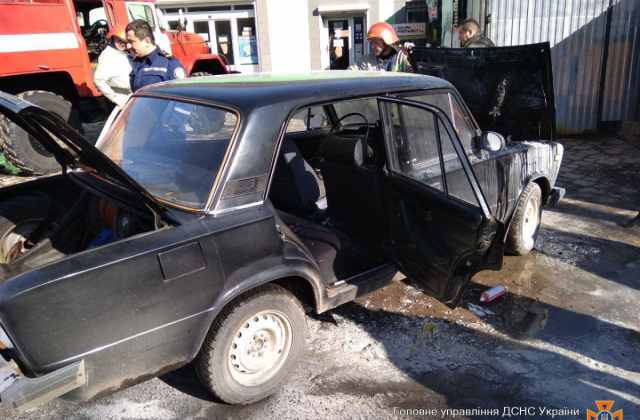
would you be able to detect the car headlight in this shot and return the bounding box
[0,325,13,349]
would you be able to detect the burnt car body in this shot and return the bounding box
[0,47,563,410]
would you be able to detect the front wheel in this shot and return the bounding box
[196,284,307,404]
[505,183,542,255]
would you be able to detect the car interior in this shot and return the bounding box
[268,100,392,285]
[74,1,110,64]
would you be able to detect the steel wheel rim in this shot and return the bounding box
[228,310,293,387]
[522,195,540,249]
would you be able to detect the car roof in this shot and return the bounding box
[137,71,453,111]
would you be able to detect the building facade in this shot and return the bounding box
[157,0,463,73]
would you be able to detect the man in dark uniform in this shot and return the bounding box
[126,19,187,92]
[457,18,495,48]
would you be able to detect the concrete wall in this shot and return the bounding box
[255,0,271,71]
[265,0,311,72]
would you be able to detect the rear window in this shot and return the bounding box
[98,97,238,209]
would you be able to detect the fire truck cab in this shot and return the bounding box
[0,0,228,174]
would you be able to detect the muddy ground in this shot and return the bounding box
[0,132,638,420]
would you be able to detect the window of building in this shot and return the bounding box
[188,6,231,12]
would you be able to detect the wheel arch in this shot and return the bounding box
[0,73,80,105]
[503,176,549,241]
[182,55,229,76]
[189,259,328,361]
[532,176,551,205]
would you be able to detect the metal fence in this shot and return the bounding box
[602,0,640,123]
[465,0,640,135]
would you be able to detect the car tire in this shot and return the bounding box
[0,195,61,263]
[196,284,307,405]
[0,91,84,175]
[505,182,542,255]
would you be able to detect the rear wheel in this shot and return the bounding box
[0,91,84,175]
[506,183,542,255]
[196,284,307,404]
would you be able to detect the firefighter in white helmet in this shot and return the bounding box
[94,24,133,109]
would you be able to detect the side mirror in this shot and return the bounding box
[305,114,328,130]
[481,131,505,151]
[178,9,188,29]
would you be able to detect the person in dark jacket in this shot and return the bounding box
[126,19,186,92]
[457,18,495,48]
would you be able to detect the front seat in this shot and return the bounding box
[270,137,327,220]
[320,134,380,241]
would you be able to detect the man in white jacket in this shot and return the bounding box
[94,25,132,109]
[94,25,133,145]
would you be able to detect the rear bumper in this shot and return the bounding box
[1,356,86,411]
[548,187,566,207]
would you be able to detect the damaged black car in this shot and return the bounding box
[0,45,563,410]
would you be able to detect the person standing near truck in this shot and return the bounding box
[126,19,187,92]
[94,24,133,109]
[349,22,414,73]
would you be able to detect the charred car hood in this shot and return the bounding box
[0,91,172,219]
[409,42,556,142]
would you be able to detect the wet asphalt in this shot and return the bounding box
[0,131,638,420]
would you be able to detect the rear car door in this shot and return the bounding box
[378,97,504,308]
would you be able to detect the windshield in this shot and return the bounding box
[98,97,238,209]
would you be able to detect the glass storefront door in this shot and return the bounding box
[165,8,259,73]
[212,20,235,68]
[326,15,366,70]
[329,19,350,70]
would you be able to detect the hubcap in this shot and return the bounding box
[522,195,540,249]
[228,310,293,386]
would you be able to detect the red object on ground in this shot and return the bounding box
[480,285,508,303]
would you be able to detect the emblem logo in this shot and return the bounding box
[587,401,622,420]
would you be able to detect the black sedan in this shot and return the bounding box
[0,48,563,410]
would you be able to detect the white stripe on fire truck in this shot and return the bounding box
[0,33,79,53]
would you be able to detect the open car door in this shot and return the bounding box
[378,97,504,308]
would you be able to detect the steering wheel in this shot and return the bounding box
[83,19,109,40]
[330,112,370,141]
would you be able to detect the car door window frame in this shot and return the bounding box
[378,96,492,218]
[398,89,481,152]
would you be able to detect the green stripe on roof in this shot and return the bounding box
[173,72,422,85]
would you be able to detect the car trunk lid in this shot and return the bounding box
[408,42,556,142]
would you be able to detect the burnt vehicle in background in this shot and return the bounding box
[0,61,562,410]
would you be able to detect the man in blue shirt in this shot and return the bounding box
[126,19,187,92]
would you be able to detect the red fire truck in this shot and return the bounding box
[0,0,228,174]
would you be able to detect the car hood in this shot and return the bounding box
[408,42,556,142]
[0,91,172,219]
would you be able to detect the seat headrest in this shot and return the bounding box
[322,134,365,167]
